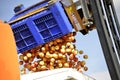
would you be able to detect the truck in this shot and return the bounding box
[20,68,95,80]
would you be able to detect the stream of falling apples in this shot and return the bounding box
[19,32,88,74]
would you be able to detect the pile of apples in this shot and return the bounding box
[19,32,88,74]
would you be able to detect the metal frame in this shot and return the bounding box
[102,0,120,59]
[89,0,120,80]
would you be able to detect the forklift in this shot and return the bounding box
[8,0,120,80]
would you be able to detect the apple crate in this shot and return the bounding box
[9,1,73,53]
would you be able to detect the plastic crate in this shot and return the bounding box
[9,1,73,53]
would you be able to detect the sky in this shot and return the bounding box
[0,0,120,80]
[114,0,120,24]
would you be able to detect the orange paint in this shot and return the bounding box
[0,20,20,80]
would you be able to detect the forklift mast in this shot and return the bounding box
[62,0,120,80]
[89,0,120,80]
